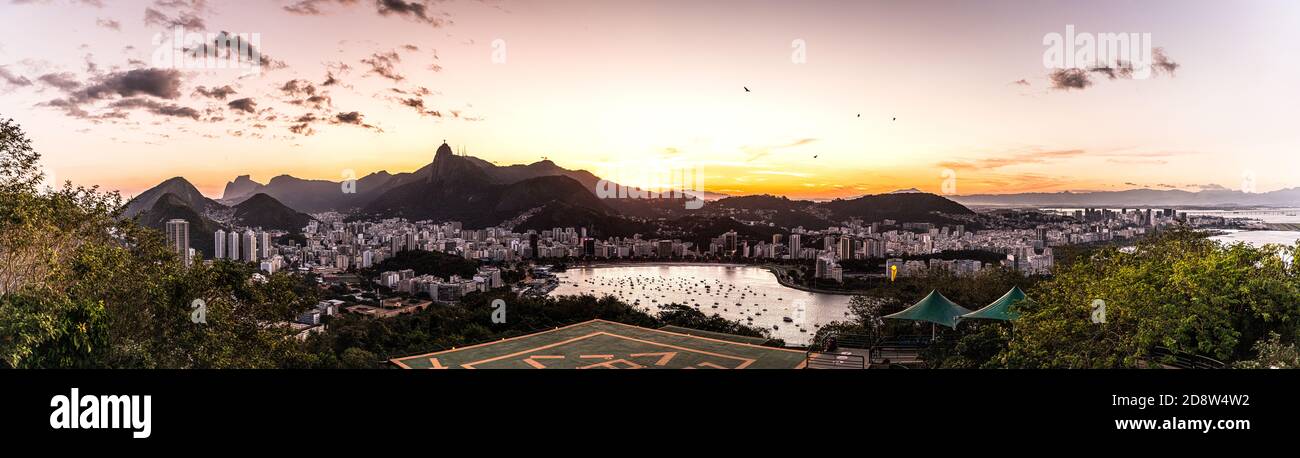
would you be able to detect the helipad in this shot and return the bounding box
[390,319,807,369]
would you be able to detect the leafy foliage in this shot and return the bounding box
[1,116,319,368]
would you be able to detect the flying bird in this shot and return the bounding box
[744,86,750,92]
[892,117,896,121]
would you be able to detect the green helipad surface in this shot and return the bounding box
[391,319,807,369]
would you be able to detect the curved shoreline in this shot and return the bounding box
[559,262,862,296]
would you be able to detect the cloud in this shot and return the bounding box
[0,65,33,88]
[285,0,449,27]
[279,78,316,96]
[283,0,358,15]
[376,0,449,27]
[397,97,441,116]
[74,68,184,100]
[193,85,235,99]
[288,123,315,136]
[37,72,81,91]
[95,18,121,31]
[106,97,201,119]
[1048,68,1091,90]
[361,51,404,81]
[143,0,210,29]
[939,149,1086,170]
[1105,158,1167,165]
[227,97,257,113]
[742,138,818,161]
[1012,79,1030,86]
[751,170,813,178]
[143,7,205,30]
[333,111,382,131]
[1153,47,1179,76]
[1043,48,1179,91]
[36,68,192,121]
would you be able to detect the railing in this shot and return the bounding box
[1148,347,1226,369]
[809,332,874,352]
[869,345,922,365]
[804,352,866,369]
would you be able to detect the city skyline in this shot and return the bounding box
[2,0,1299,199]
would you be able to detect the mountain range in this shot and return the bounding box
[122,179,316,258]
[124,143,981,248]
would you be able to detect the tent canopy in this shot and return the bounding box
[884,290,972,329]
[962,286,1029,321]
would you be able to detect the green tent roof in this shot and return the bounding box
[962,286,1029,321]
[884,290,972,329]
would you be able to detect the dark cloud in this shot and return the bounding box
[36,68,192,121]
[283,0,359,15]
[285,0,449,27]
[361,51,404,81]
[37,72,81,91]
[106,97,201,119]
[193,85,236,99]
[333,110,382,131]
[74,68,184,100]
[398,97,441,117]
[291,94,332,110]
[143,0,210,29]
[1040,49,1178,91]
[182,31,286,72]
[143,7,206,30]
[279,79,316,96]
[376,0,448,27]
[0,65,34,88]
[227,97,257,113]
[1153,47,1179,76]
[1011,79,1030,86]
[1048,68,1092,90]
[401,44,419,52]
[95,18,121,31]
[288,123,315,136]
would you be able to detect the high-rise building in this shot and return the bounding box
[243,229,257,262]
[789,234,801,258]
[214,229,226,259]
[838,237,855,260]
[165,219,190,265]
[227,230,240,261]
[259,231,272,259]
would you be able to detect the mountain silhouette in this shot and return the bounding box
[360,143,613,227]
[233,193,315,233]
[123,177,222,218]
[134,192,220,258]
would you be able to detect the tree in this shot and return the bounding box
[1000,230,1300,368]
[340,347,378,369]
[1,116,319,368]
[1234,332,1300,369]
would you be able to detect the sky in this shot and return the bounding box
[1,0,1298,200]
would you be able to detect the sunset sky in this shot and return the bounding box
[2,0,1298,199]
